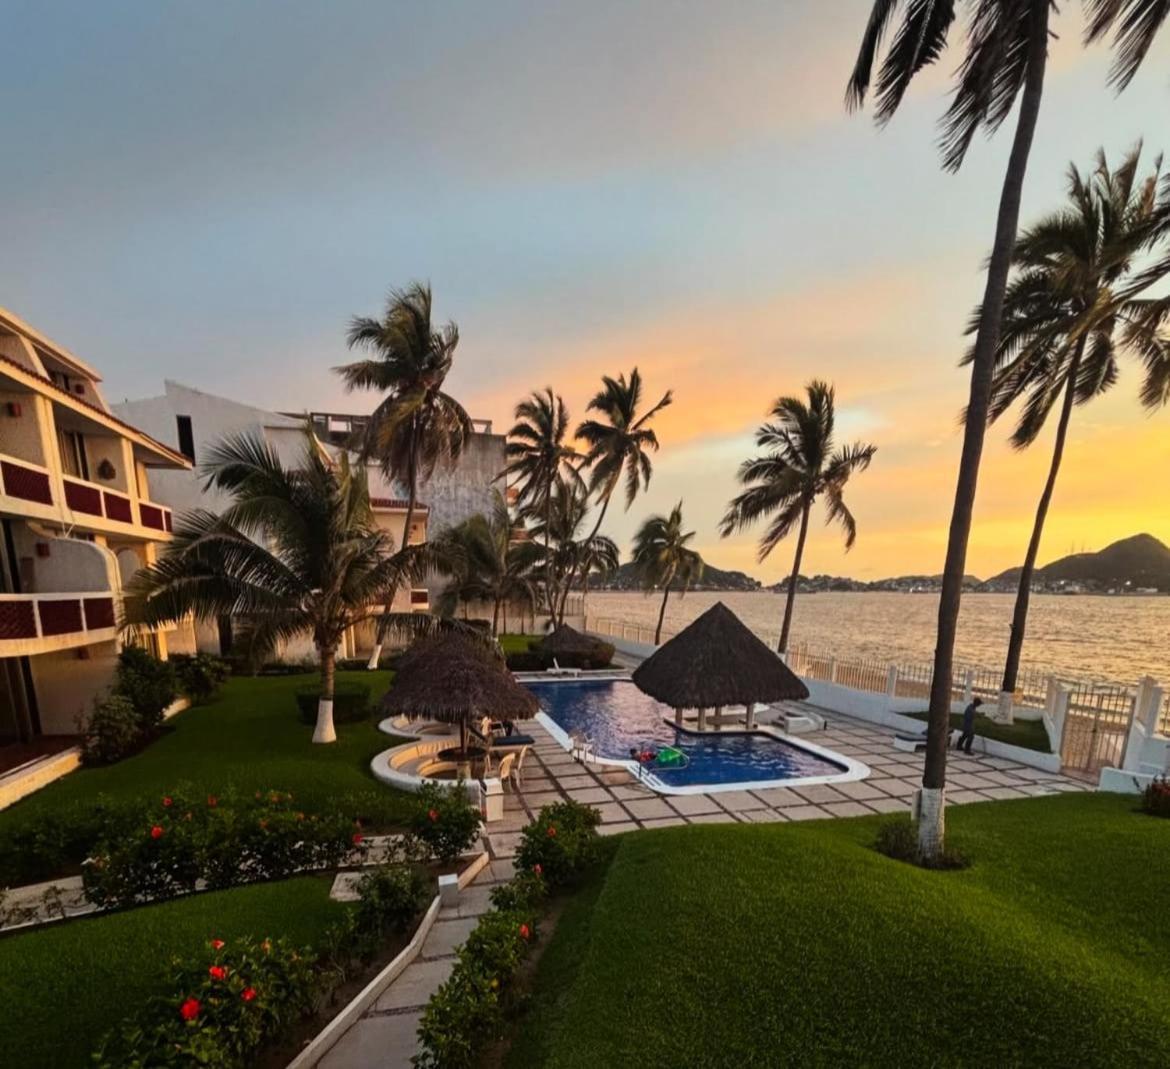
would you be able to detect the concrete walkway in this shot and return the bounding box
[318,856,514,1069]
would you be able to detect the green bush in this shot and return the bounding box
[514,800,602,888]
[93,935,318,1068]
[170,653,230,704]
[874,817,969,870]
[82,789,365,908]
[409,782,482,863]
[81,693,142,766]
[294,681,371,726]
[506,640,616,671]
[116,646,178,732]
[1141,776,1170,817]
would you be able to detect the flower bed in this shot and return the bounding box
[415,799,601,1069]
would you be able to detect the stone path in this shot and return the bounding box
[480,703,1092,854]
[318,857,513,1069]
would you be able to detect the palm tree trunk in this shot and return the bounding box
[491,596,501,637]
[921,0,1049,860]
[655,581,671,644]
[313,644,338,744]
[544,482,556,625]
[367,441,419,670]
[778,503,811,655]
[1001,340,1084,694]
[558,493,612,627]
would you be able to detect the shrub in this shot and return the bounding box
[514,800,601,887]
[294,681,372,726]
[409,782,482,863]
[1140,776,1170,817]
[116,646,178,732]
[170,653,230,704]
[345,864,431,958]
[82,789,366,908]
[93,935,318,1068]
[80,693,142,766]
[506,639,615,672]
[874,817,969,871]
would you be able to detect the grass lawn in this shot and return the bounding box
[510,793,1169,1068]
[0,671,415,871]
[0,875,348,1069]
[905,709,1052,752]
[498,633,540,655]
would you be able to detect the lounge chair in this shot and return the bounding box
[496,752,516,791]
[545,657,581,678]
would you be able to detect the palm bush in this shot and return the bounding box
[631,502,703,644]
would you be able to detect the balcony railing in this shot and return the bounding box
[59,476,173,532]
[0,455,54,507]
[410,589,429,606]
[0,592,117,643]
[138,501,173,532]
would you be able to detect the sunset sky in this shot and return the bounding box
[2,1,1168,583]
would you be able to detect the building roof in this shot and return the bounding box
[631,601,809,709]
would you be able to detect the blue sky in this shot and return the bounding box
[2,1,1168,579]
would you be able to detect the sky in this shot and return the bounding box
[2,1,1168,583]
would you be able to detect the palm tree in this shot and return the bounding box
[124,432,439,743]
[434,490,541,635]
[976,146,1170,698]
[631,502,704,644]
[498,389,581,619]
[576,531,621,599]
[1086,1,1170,89]
[335,283,472,667]
[720,381,875,656]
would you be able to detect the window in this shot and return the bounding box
[57,430,89,480]
[176,415,195,461]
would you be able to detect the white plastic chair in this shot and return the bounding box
[496,752,516,791]
[511,745,529,790]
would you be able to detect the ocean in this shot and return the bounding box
[585,590,1170,685]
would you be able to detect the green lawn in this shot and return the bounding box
[0,671,414,881]
[0,875,348,1069]
[905,709,1053,752]
[510,793,1169,1068]
[499,633,540,655]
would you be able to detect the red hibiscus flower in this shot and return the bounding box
[162,796,173,807]
[352,832,364,845]
[533,863,542,876]
[210,939,225,950]
[241,987,257,1003]
[546,825,557,838]
[428,808,439,822]
[150,825,164,840]
[179,998,200,1021]
[207,795,218,808]
[208,965,227,981]
[519,924,531,940]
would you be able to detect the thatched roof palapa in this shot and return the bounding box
[381,633,538,727]
[539,624,600,655]
[632,601,809,710]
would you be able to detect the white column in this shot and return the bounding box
[885,665,899,710]
[963,669,975,704]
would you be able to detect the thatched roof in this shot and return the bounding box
[381,633,538,725]
[632,601,809,709]
[539,624,599,655]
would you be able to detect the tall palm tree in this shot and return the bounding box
[124,432,439,743]
[335,283,472,667]
[434,490,541,635]
[498,389,581,619]
[575,530,621,599]
[720,381,875,656]
[845,0,1169,859]
[976,146,1170,697]
[631,502,705,644]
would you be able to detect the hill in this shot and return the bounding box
[987,533,1170,592]
[590,561,761,592]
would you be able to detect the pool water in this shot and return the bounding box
[526,679,847,789]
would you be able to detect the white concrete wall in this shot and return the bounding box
[9,522,117,593]
[30,639,119,735]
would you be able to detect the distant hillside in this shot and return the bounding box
[988,534,1170,592]
[591,561,761,592]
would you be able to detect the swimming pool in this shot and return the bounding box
[527,679,867,794]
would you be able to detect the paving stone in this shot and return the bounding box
[833,781,890,801]
[686,811,740,824]
[521,791,563,809]
[488,859,515,882]
[739,807,789,823]
[556,775,598,790]
[946,790,989,805]
[793,784,847,805]
[610,784,655,800]
[566,787,612,804]
[711,790,767,811]
[869,778,918,798]
[486,831,523,858]
[820,800,874,818]
[421,916,478,958]
[593,802,632,824]
[666,794,724,816]
[783,805,831,821]
[319,1010,423,1069]
[865,796,910,815]
[750,787,806,808]
[598,821,638,836]
[623,797,676,820]
[596,769,635,785]
[980,785,1029,800]
[374,958,453,1011]
[639,815,688,829]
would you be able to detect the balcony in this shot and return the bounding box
[0,455,54,508]
[0,592,118,654]
[60,476,172,533]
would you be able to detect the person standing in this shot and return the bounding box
[956,697,982,755]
